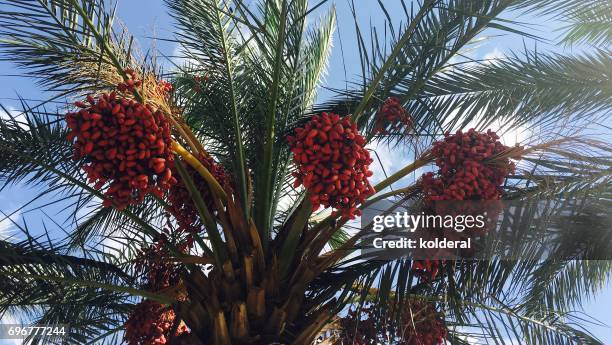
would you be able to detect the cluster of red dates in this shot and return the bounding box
[124,300,189,345]
[288,112,375,219]
[413,129,519,280]
[422,128,516,202]
[339,301,446,345]
[373,96,414,134]
[65,92,175,210]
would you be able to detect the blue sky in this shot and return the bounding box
[0,0,610,344]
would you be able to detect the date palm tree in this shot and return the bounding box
[0,0,611,344]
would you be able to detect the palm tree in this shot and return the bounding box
[0,0,610,344]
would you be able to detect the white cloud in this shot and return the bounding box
[0,210,22,240]
[170,43,201,70]
[367,142,413,186]
[482,47,504,64]
[451,335,479,344]
[0,107,17,120]
[451,46,505,71]
[440,94,530,147]
[101,234,130,253]
[0,107,29,130]
[451,329,525,345]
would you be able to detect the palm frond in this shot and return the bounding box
[0,235,138,345]
[166,0,251,219]
[343,0,532,129]
[0,0,146,96]
[421,49,612,134]
[515,0,612,46]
